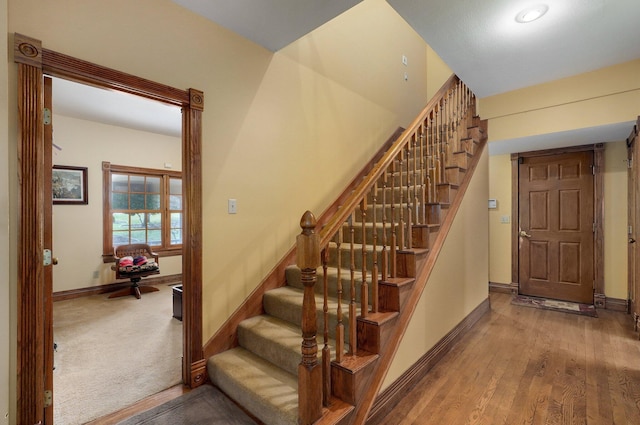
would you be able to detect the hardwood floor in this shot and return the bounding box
[85,385,190,425]
[377,293,640,425]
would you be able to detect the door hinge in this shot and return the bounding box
[43,108,52,125]
[44,389,52,408]
[593,222,596,233]
[628,158,633,169]
[591,164,596,175]
[43,249,52,266]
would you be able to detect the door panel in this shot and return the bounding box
[519,151,594,304]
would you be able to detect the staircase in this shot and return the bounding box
[207,75,487,425]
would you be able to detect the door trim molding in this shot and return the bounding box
[510,143,604,304]
[14,33,204,425]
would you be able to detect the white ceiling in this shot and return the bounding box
[52,77,182,138]
[389,0,640,98]
[171,0,364,52]
[54,0,640,152]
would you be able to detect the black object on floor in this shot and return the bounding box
[116,384,258,425]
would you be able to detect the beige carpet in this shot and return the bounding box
[53,284,183,425]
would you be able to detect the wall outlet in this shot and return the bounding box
[93,270,99,279]
[500,215,511,224]
[402,55,408,66]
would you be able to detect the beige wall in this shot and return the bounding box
[604,141,629,299]
[488,154,512,284]
[1,0,11,421]
[51,114,182,292]
[425,44,453,100]
[481,62,638,299]
[385,147,490,388]
[480,60,640,142]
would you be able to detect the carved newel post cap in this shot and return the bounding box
[299,210,316,234]
[297,211,320,270]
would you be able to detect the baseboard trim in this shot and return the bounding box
[604,297,629,312]
[489,281,517,294]
[53,273,182,302]
[366,297,491,425]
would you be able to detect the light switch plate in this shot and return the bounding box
[228,199,237,214]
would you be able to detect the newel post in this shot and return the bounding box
[297,211,323,425]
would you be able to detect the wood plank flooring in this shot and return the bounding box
[377,293,640,425]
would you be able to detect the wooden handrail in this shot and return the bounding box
[318,74,461,248]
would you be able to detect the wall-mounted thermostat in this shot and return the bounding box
[488,199,497,209]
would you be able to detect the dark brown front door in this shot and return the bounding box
[518,151,595,304]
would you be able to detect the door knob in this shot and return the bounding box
[630,238,636,244]
[519,230,532,238]
[52,257,59,265]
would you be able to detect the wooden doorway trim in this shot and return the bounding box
[510,143,604,305]
[14,33,204,425]
[628,118,640,327]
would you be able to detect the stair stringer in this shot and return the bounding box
[342,120,488,425]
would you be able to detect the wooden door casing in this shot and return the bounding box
[15,33,205,425]
[518,151,595,304]
[628,118,640,328]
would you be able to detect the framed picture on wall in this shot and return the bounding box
[52,165,88,205]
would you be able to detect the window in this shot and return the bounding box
[103,162,182,260]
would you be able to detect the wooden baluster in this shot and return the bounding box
[349,213,357,354]
[335,229,344,362]
[405,144,413,250]
[321,247,330,407]
[452,83,459,154]
[398,149,405,250]
[413,132,421,226]
[456,85,462,150]
[381,171,389,281]
[463,84,468,126]
[360,199,368,318]
[435,103,442,191]
[296,211,322,425]
[441,90,451,166]
[441,98,447,181]
[390,160,397,278]
[371,183,379,313]
[456,82,462,152]
[428,112,434,204]
[419,124,427,223]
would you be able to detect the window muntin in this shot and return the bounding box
[103,162,182,259]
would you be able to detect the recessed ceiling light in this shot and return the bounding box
[515,4,549,23]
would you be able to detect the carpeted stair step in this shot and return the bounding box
[354,201,414,222]
[327,241,385,272]
[339,219,440,245]
[238,314,336,377]
[237,315,305,377]
[208,347,298,425]
[264,286,359,347]
[366,184,427,204]
[285,265,377,307]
